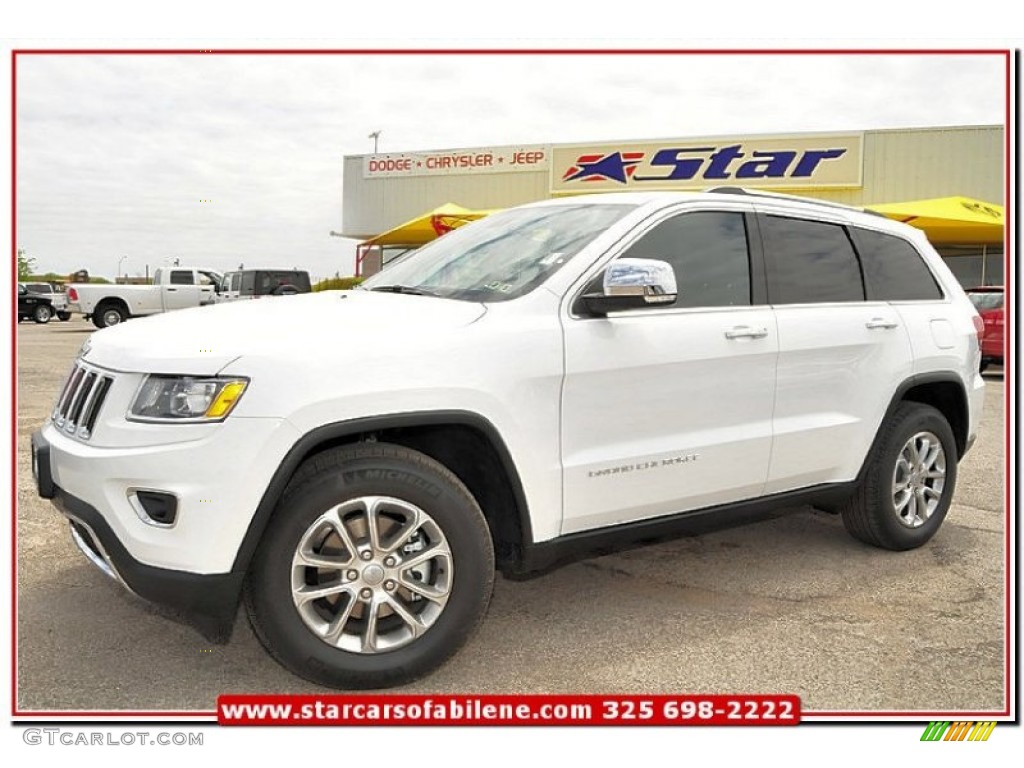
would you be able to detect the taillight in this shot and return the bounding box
[972,314,985,343]
[68,287,78,301]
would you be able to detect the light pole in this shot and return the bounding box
[118,256,127,280]
[368,130,381,153]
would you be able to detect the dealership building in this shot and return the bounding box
[342,124,1005,284]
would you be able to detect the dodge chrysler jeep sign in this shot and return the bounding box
[551,133,863,193]
[364,145,549,178]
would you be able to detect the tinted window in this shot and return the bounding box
[255,271,312,294]
[967,291,1003,311]
[764,216,864,304]
[851,228,942,301]
[240,272,255,295]
[170,270,194,285]
[230,273,241,292]
[619,211,751,307]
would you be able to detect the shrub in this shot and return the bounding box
[313,276,364,292]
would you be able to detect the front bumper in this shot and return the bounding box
[32,430,245,641]
[38,415,297,574]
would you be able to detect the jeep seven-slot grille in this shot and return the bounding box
[53,362,113,440]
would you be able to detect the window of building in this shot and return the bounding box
[939,245,1004,287]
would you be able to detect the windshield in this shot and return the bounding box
[361,203,634,302]
[968,291,1003,312]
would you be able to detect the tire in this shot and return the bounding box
[245,442,495,689]
[842,402,958,551]
[93,303,125,329]
[58,311,71,322]
[33,305,52,324]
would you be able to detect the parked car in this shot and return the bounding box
[33,189,985,690]
[66,267,223,328]
[17,283,56,323]
[217,269,311,302]
[23,282,72,321]
[966,286,1004,371]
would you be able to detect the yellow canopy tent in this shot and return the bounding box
[866,196,1004,245]
[356,203,497,276]
[362,203,495,248]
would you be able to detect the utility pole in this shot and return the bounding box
[368,130,381,153]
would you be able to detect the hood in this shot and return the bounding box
[82,290,487,374]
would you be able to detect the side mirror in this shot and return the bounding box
[580,258,677,316]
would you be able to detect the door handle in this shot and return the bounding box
[724,326,768,340]
[165,288,177,292]
[865,318,898,330]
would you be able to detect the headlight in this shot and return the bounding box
[128,375,249,422]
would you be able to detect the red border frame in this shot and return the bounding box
[9,47,1014,721]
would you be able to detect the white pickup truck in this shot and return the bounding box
[67,267,223,328]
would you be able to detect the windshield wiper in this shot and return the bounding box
[368,284,441,297]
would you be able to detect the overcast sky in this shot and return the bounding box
[15,52,1005,280]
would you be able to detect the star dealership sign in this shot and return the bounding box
[551,133,864,193]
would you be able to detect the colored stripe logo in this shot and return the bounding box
[921,721,996,741]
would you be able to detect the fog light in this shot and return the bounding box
[131,490,178,526]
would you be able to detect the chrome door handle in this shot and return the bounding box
[865,318,898,330]
[725,326,768,340]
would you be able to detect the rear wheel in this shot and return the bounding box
[245,442,495,689]
[93,303,125,329]
[58,311,72,321]
[842,402,957,550]
[33,305,52,324]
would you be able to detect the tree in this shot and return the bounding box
[17,249,35,280]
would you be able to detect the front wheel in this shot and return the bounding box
[245,442,495,689]
[57,311,72,321]
[842,402,958,551]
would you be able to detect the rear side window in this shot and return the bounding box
[240,273,256,295]
[619,211,752,308]
[851,228,943,301]
[763,216,864,304]
[169,270,194,285]
[256,271,312,294]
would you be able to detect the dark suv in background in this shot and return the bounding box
[217,269,312,302]
[966,286,1004,372]
[17,284,56,324]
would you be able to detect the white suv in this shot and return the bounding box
[32,189,985,689]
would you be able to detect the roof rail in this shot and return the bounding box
[705,186,887,218]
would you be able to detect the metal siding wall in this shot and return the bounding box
[783,126,1003,207]
[342,126,1004,238]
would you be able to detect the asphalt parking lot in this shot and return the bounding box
[14,320,1008,713]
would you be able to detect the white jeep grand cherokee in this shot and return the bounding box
[33,189,985,689]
